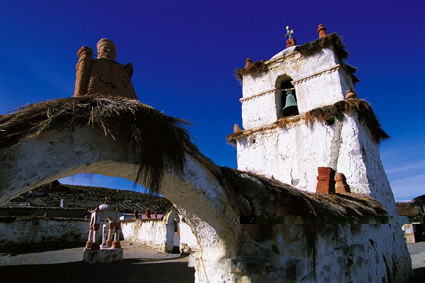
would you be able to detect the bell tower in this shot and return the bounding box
[230,25,398,215]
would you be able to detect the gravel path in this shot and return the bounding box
[0,241,195,283]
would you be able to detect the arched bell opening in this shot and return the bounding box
[275,75,298,118]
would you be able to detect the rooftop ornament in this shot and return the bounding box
[317,24,327,38]
[245,57,253,68]
[285,26,297,48]
[74,38,138,100]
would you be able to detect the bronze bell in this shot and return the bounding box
[282,89,299,116]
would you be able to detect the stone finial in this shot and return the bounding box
[234,124,242,133]
[73,38,138,99]
[316,167,336,194]
[112,241,121,249]
[335,173,350,194]
[345,90,359,100]
[245,58,253,68]
[85,240,93,249]
[318,24,327,38]
[286,38,297,48]
[97,38,117,60]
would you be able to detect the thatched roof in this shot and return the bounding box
[234,33,359,84]
[235,60,267,81]
[295,33,359,84]
[227,99,389,145]
[221,167,387,218]
[396,202,422,217]
[0,96,198,194]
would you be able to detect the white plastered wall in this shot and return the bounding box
[236,113,398,215]
[241,45,355,129]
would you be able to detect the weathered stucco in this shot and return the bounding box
[122,219,167,251]
[0,124,240,282]
[0,120,413,282]
[121,209,198,253]
[236,112,398,216]
[0,217,88,249]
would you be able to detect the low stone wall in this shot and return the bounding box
[121,219,167,251]
[0,216,89,249]
[121,218,198,253]
[0,207,87,218]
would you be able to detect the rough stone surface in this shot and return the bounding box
[236,113,399,216]
[74,39,138,99]
[121,210,198,253]
[83,247,123,263]
[0,217,88,249]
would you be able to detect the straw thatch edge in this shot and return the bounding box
[227,99,389,145]
[221,167,387,217]
[0,96,198,194]
[235,60,267,81]
[234,33,359,84]
[295,33,359,84]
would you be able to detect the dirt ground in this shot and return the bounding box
[0,240,195,283]
[1,241,424,282]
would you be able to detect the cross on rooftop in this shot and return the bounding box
[285,26,294,39]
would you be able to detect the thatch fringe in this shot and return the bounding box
[305,99,389,144]
[0,96,198,194]
[220,167,387,217]
[295,33,359,84]
[295,33,348,60]
[234,60,267,81]
[227,99,389,145]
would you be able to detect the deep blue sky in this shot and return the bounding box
[1,0,424,201]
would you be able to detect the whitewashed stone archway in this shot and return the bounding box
[0,98,413,282]
[0,123,241,282]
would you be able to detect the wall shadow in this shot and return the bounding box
[1,259,195,283]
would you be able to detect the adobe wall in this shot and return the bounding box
[121,218,198,253]
[121,219,167,251]
[236,112,398,216]
[0,216,88,249]
[0,114,412,282]
[236,223,412,282]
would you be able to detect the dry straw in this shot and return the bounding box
[221,167,387,217]
[0,96,197,194]
[234,33,359,84]
[227,99,389,145]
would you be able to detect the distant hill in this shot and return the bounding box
[6,180,173,214]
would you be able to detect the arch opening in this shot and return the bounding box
[275,75,298,118]
[165,208,181,253]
